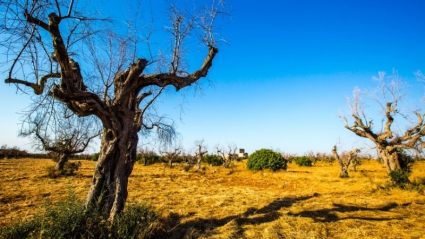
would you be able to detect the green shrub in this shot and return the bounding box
[138,152,162,165]
[389,169,410,185]
[0,219,40,239]
[64,161,81,175]
[293,156,313,167]
[45,166,61,178]
[247,149,287,171]
[112,203,158,239]
[45,162,82,178]
[203,154,223,166]
[91,153,100,161]
[387,151,414,186]
[0,192,160,239]
[399,152,414,173]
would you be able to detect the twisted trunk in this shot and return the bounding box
[332,146,348,177]
[332,146,358,177]
[85,126,138,221]
[55,154,69,171]
[379,149,402,173]
[4,6,219,223]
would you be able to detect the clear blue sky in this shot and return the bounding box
[1,0,425,155]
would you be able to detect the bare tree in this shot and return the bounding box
[332,146,360,177]
[23,117,100,172]
[351,152,361,172]
[216,143,237,168]
[305,150,317,166]
[20,93,101,172]
[1,0,225,221]
[138,146,150,166]
[160,146,182,168]
[194,139,208,170]
[342,71,425,177]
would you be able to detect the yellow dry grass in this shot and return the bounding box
[1,158,425,238]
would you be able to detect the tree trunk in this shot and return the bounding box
[195,157,201,170]
[352,160,358,172]
[379,149,402,173]
[55,154,69,171]
[84,127,138,222]
[340,165,349,177]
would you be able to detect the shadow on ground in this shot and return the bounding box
[287,202,411,222]
[159,193,411,239]
[162,194,317,238]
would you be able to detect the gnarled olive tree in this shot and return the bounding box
[1,0,224,221]
[332,145,360,178]
[342,72,425,176]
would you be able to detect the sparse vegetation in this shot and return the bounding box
[45,161,82,178]
[137,151,163,166]
[293,156,313,167]
[91,153,100,162]
[247,149,288,171]
[0,190,159,239]
[1,158,425,238]
[0,145,28,159]
[389,169,411,185]
[203,154,223,166]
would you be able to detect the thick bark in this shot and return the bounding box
[379,149,402,173]
[85,126,138,221]
[4,4,220,223]
[55,154,69,171]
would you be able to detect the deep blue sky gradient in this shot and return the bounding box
[1,0,425,155]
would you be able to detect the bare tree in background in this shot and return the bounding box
[305,150,317,166]
[342,71,425,178]
[21,105,100,172]
[216,143,237,168]
[194,139,208,170]
[332,145,360,177]
[1,0,225,221]
[160,146,182,168]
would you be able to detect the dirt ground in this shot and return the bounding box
[1,158,425,238]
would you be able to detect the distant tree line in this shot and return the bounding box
[0,145,92,160]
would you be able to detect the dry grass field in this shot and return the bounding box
[1,158,425,238]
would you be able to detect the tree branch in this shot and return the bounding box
[142,46,218,90]
[5,73,61,95]
[377,102,394,141]
[67,0,75,17]
[24,10,49,31]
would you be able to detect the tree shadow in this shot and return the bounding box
[287,170,312,173]
[163,194,318,238]
[287,202,411,222]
